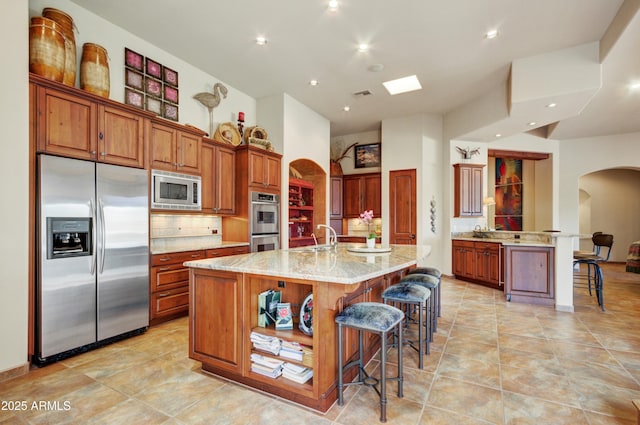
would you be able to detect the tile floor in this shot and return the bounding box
[2,262,640,424]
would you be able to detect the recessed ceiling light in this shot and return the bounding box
[382,75,422,95]
[328,0,338,11]
[485,29,499,39]
[631,82,640,90]
[495,133,502,138]
[255,36,267,46]
[357,44,369,53]
[546,102,557,108]
[528,122,536,126]
[309,79,319,86]
[343,106,351,112]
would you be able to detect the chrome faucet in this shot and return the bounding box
[311,233,318,247]
[317,224,337,250]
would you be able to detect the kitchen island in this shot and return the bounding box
[184,244,430,411]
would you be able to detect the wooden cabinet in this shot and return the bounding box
[150,246,249,326]
[289,178,315,247]
[150,250,205,325]
[452,240,476,280]
[453,163,484,217]
[475,242,502,285]
[33,75,147,168]
[245,148,281,191]
[201,139,236,214]
[504,245,554,305]
[452,239,502,289]
[149,120,202,174]
[330,176,343,219]
[343,173,381,218]
[205,245,250,258]
[191,269,243,374]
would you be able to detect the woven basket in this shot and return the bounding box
[243,126,268,144]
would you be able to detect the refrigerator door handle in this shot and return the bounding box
[99,199,106,274]
[90,199,97,275]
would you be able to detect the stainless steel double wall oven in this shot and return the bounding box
[249,191,280,252]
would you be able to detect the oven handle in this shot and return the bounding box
[250,201,279,206]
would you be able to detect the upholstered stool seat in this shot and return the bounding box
[382,282,431,369]
[408,267,442,318]
[335,302,404,422]
[400,273,440,340]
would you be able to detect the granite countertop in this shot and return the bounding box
[184,244,431,284]
[452,237,554,247]
[151,241,249,255]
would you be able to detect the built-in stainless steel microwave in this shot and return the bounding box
[151,170,201,210]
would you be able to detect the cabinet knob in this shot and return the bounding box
[91,150,97,155]
[101,152,106,156]
[99,132,104,140]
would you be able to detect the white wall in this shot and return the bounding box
[578,169,640,261]
[330,130,381,175]
[559,132,640,241]
[0,0,29,375]
[258,94,330,248]
[381,113,445,268]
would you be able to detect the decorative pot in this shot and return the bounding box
[366,237,376,249]
[29,17,65,82]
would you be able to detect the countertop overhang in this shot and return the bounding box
[184,244,431,284]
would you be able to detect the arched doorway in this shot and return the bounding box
[287,159,327,248]
[577,168,640,261]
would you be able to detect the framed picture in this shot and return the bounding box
[125,68,144,90]
[146,96,162,115]
[145,77,162,98]
[164,85,179,104]
[124,88,144,109]
[124,48,143,71]
[145,57,162,79]
[163,102,179,121]
[163,66,178,87]
[354,143,381,168]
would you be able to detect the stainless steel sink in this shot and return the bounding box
[290,244,334,253]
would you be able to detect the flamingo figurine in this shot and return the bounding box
[193,82,228,137]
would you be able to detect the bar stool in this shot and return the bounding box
[409,267,441,318]
[400,273,440,340]
[382,282,431,369]
[336,302,404,422]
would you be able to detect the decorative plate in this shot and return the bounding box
[214,122,242,146]
[346,246,392,253]
[299,293,313,336]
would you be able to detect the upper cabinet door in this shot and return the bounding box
[98,105,145,168]
[37,86,97,160]
[149,122,177,171]
[453,163,484,217]
[177,131,202,174]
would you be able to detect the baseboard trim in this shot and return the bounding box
[0,362,29,383]
[555,304,575,313]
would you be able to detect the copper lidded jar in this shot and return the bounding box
[42,8,76,86]
[80,43,110,98]
[29,16,65,82]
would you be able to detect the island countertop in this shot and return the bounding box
[184,243,431,284]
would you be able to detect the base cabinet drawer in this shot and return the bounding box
[151,286,189,320]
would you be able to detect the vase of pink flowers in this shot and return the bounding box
[359,209,376,249]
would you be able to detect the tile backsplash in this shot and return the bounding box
[150,214,222,253]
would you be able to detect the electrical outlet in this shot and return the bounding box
[212,229,218,234]
[278,280,286,288]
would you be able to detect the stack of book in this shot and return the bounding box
[279,340,303,362]
[250,331,280,355]
[250,353,284,378]
[282,363,313,384]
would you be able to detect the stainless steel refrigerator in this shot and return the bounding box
[37,154,149,363]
